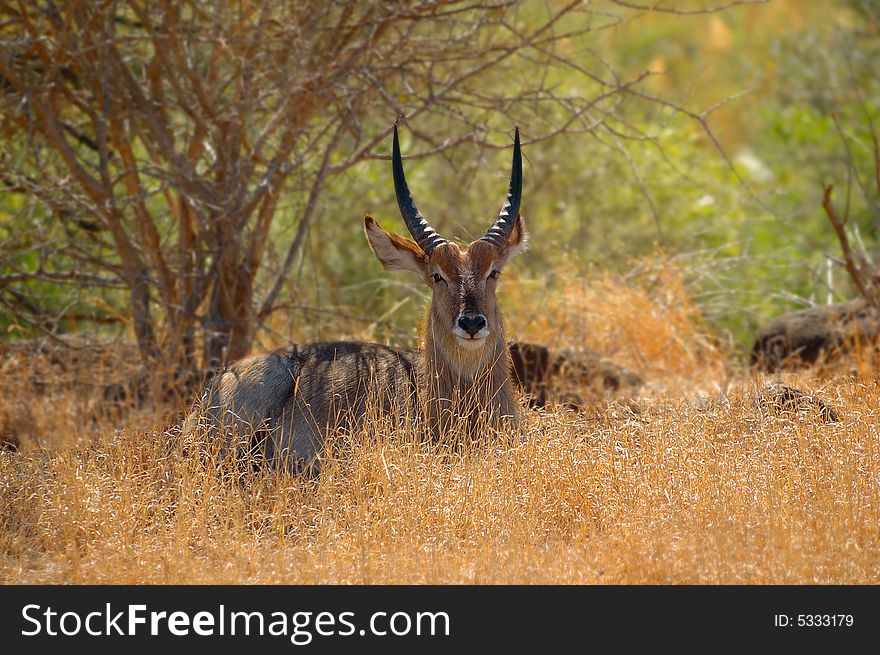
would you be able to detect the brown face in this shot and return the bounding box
[428,240,500,350]
[364,214,526,352]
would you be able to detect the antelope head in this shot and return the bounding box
[365,125,527,359]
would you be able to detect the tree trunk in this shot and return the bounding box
[203,258,256,370]
[129,272,160,365]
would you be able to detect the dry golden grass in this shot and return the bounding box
[503,256,731,389]
[1,262,879,584]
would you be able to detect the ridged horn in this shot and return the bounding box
[480,127,522,247]
[392,123,447,255]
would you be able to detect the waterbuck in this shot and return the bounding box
[185,124,527,472]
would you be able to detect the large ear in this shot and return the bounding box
[364,215,429,278]
[496,215,529,268]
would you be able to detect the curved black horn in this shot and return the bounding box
[392,124,447,255]
[480,127,522,247]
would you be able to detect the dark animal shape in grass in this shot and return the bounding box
[754,383,840,424]
[751,300,880,372]
[0,411,21,452]
[508,341,642,409]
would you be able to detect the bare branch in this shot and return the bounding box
[822,185,880,311]
[609,0,767,15]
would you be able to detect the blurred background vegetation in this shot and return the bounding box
[2,0,879,365]
[274,0,880,356]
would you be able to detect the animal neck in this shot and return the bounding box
[419,314,518,432]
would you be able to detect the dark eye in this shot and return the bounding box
[488,270,500,280]
[432,273,445,284]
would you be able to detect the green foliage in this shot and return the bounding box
[277,0,880,358]
[4,0,880,361]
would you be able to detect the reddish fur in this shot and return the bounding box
[365,214,525,436]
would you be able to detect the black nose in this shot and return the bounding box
[457,313,487,337]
